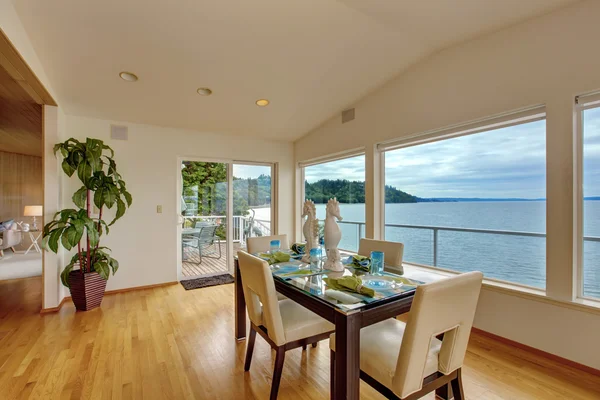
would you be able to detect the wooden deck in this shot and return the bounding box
[182,242,241,277]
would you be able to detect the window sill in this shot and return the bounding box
[399,262,600,316]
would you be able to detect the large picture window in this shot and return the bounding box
[303,155,365,251]
[383,117,547,289]
[582,105,600,299]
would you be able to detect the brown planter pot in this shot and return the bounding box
[68,270,107,311]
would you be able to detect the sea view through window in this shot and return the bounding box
[583,106,600,298]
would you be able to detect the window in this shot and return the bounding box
[233,163,273,238]
[302,154,365,251]
[580,101,600,299]
[382,113,547,288]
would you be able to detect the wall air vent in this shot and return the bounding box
[342,108,355,124]
[110,125,128,140]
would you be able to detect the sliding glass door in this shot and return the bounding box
[178,160,274,280]
[180,161,229,279]
[233,163,273,247]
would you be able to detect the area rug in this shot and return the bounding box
[180,273,234,290]
[0,252,42,280]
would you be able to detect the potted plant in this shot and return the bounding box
[42,138,132,311]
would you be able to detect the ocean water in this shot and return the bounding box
[313,201,600,298]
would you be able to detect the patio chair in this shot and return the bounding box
[182,225,222,264]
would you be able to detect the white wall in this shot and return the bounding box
[42,105,66,309]
[295,0,600,369]
[61,115,294,293]
[0,0,57,100]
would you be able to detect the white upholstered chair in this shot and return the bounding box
[238,251,334,400]
[329,271,483,400]
[246,234,289,254]
[358,238,405,273]
[0,227,22,257]
[246,234,289,301]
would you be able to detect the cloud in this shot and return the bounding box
[303,110,600,199]
[305,155,366,183]
[385,120,548,198]
[233,164,272,179]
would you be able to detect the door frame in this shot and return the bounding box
[176,157,276,281]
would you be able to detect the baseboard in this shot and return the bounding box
[39,296,70,314]
[104,281,179,295]
[472,327,600,377]
[40,281,178,314]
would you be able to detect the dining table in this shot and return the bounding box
[234,253,444,400]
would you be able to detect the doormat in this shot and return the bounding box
[180,274,234,290]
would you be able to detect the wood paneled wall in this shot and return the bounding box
[0,150,42,224]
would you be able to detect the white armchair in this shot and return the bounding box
[0,228,22,257]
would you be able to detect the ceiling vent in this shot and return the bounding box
[110,125,128,140]
[342,108,355,124]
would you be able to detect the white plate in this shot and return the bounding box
[362,278,393,289]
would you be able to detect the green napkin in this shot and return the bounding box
[350,254,371,271]
[324,274,375,297]
[258,251,291,265]
[290,243,306,255]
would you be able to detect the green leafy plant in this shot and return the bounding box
[42,138,132,287]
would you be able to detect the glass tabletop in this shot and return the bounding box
[267,258,422,313]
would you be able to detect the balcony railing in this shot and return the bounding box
[338,220,600,266]
[182,215,271,244]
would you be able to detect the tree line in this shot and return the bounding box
[305,179,417,204]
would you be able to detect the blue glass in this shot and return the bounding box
[370,251,384,275]
[309,248,321,271]
[270,240,281,253]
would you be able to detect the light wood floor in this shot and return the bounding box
[0,279,599,399]
[182,243,240,277]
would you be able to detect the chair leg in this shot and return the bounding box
[330,350,335,397]
[270,347,286,400]
[450,369,465,400]
[311,342,317,348]
[244,327,257,371]
[435,383,452,400]
[302,344,307,351]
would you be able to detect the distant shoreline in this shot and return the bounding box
[312,197,600,204]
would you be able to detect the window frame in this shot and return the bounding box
[574,92,600,300]
[298,149,366,251]
[378,106,548,289]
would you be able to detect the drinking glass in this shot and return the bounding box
[270,240,281,254]
[370,251,384,275]
[310,248,321,272]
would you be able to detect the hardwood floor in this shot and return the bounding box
[0,279,598,399]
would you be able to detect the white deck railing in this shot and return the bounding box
[337,220,600,266]
[182,215,271,245]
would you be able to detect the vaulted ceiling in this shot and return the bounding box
[13,0,578,141]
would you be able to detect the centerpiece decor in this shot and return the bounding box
[324,197,344,271]
[42,138,132,311]
[301,199,319,263]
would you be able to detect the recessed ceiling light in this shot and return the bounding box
[256,99,270,107]
[197,88,213,96]
[119,71,138,82]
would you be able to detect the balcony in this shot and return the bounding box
[181,215,270,278]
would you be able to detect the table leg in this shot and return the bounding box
[333,311,361,400]
[24,241,36,255]
[234,259,247,341]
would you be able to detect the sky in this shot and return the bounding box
[232,164,271,179]
[304,109,600,199]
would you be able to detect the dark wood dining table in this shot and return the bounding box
[234,258,429,400]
